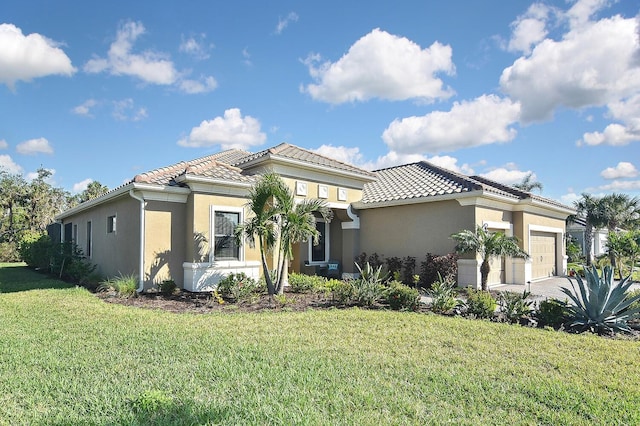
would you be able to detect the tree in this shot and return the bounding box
[273,183,331,293]
[605,230,640,279]
[0,171,28,243]
[74,181,109,205]
[451,225,529,291]
[513,173,543,193]
[572,193,607,266]
[596,193,639,270]
[235,173,330,296]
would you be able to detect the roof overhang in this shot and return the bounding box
[175,174,253,195]
[240,154,376,188]
[55,182,191,221]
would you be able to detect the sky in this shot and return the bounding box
[1,0,639,205]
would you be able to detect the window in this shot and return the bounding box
[64,223,73,243]
[107,215,116,233]
[86,221,92,258]
[72,224,78,243]
[213,210,240,260]
[309,220,330,263]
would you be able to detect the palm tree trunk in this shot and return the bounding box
[480,258,491,291]
[584,225,594,266]
[276,253,288,294]
[259,239,275,296]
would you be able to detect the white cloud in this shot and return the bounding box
[507,3,553,54]
[588,180,640,192]
[0,154,22,173]
[178,108,267,150]
[0,139,7,149]
[580,123,639,146]
[0,23,75,88]
[561,192,581,205]
[500,10,640,122]
[84,21,178,85]
[72,178,93,193]
[178,76,218,94]
[242,48,252,66]
[381,95,521,155]
[313,145,364,168]
[600,162,638,179]
[302,28,455,104]
[16,137,53,155]
[113,99,148,121]
[179,34,211,60]
[72,99,98,117]
[578,94,640,146]
[275,12,299,34]
[480,163,534,185]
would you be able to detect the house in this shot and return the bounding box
[54,143,575,291]
[566,217,609,260]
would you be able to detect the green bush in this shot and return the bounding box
[216,273,258,302]
[98,273,138,298]
[158,279,177,296]
[351,262,386,307]
[419,253,458,289]
[385,281,420,311]
[465,289,497,319]
[428,274,461,314]
[19,233,51,269]
[332,280,354,305]
[498,291,533,323]
[288,273,326,293]
[535,298,569,329]
[0,241,20,262]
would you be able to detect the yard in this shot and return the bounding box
[0,263,639,425]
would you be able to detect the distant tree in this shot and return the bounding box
[572,193,607,266]
[74,181,109,205]
[513,173,543,193]
[599,193,640,270]
[0,171,28,243]
[451,225,529,291]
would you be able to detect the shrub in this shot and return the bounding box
[465,289,497,319]
[419,253,458,289]
[560,265,640,334]
[0,241,20,262]
[385,257,403,278]
[401,256,416,287]
[498,291,533,323]
[428,274,461,314]
[535,298,569,329]
[158,279,177,296]
[98,273,138,298]
[355,252,385,271]
[19,233,52,269]
[626,289,640,312]
[385,280,420,311]
[216,273,258,302]
[288,273,326,293]
[351,262,386,307]
[332,280,354,305]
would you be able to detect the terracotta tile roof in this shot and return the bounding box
[362,161,573,212]
[131,153,255,186]
[231,142,376,178]
[362,161,483,204]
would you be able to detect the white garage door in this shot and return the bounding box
[531,231,556,279]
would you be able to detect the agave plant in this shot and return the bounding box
[560,265,640,334]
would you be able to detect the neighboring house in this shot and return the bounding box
[54,143,575,291]
[566,217,609,259]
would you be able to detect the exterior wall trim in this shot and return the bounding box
[182,261,261,292]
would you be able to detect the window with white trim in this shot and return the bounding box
[107,215,116,233]
[212,208,242,261]
[86,221,92,258]
[308,219,330,263]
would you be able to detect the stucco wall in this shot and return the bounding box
[60,194,140,280]
[144,200,186,287]
[358,200,475,260]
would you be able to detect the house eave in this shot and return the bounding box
[353,190,480,209]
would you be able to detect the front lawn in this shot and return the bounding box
[0,264,639,425]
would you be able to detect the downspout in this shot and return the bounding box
[129,190,146,293]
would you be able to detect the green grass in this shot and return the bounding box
[0,264,639,425]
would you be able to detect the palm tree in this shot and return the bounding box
[599,193,640,271]
[572,193,607,266]
[235,173,281,296]
[451,225,529,291]
[235,172,330,296]
[513,173,543,193]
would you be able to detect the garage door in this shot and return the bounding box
[531,231,556,279]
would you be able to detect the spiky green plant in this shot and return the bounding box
[560,265,640,334]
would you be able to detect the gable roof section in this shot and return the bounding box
[231,142,376,179]
[360,161,573,213]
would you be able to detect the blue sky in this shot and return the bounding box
[1,0,639,204]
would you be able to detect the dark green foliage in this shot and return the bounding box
[535,299,569,329]
[561,265,640,334]
[401,256,416,286]
[465,289,497,319]
[158,279,177,296]
[385,281,420,311]
[216,273,258,302]
[498,291,533,323]
[385,257,403,278]
[419,253,458,289]
[0,241,20,262]
[288,272,326,293]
